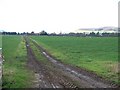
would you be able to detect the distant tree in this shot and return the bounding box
[40,30,48,35]
[50,32,56,36]
[102,32,109,37]
[2,32,6,35]
[22,32,26,35]
[89,32,95,36]
[31,31,34,35]
[118,33,120,37]
[69,32,75,36]
[2,32,17,35]
[96,32,100,36]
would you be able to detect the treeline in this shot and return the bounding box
[65,32,118,37]
[2,32,17,35]
[1,31,119,37]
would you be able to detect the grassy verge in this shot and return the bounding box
[29,38,48,64]
[2,35,34,88]
[30,36,119,84]
[0,35,2,48]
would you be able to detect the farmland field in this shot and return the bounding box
[0,35,2,48]
[2,35,119,88]
[2,35,33,88]
[31,36,119,84]
[0,35,2,89]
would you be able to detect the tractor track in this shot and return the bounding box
[24,36,117,88]
[25,36,80,88]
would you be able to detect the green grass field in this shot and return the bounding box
[2,35,119,87]
[0,35,2,48]
[31,36,119,84]
[2,35,33,88]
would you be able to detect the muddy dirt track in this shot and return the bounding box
[24,36,117,88]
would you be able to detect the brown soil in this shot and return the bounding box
[24,36,118,88]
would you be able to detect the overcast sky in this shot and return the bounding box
[0,0,119,33]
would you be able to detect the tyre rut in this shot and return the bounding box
[25,36,80,88]
[30,37,117,88]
